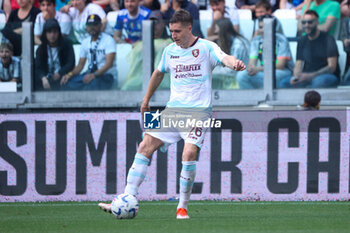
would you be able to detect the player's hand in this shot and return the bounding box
[233,59,246,71]
[140,101,150,116]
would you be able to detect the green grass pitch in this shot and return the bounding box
[0,201,349,233]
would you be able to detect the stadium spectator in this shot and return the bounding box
[340,16,350,83]
[98,9,245,219]
[108,0,121,11]
[161,0,203,37]
[10,0,40,10]
[235,0,259,13]
[114,0,151,44]
[35,19,75,90]
[92,0,112,9]
[61,14,116,90]
[0,42,21,86]
[301,90,321,110]
[1,0,40,56]
[2,0,12,21]
[207,0,239,38]
[280,10,339,88]
[279,0,304,17]
[236,16,293,89]
[61,0,106,44]
[141,0,160,10]
[121,10,171,90]
[56,0,70,11]
[340,0,350,17]
[34,0,71,45]
[253,0,283,37]
[299,0,340,37]
[210,18,249,89]
[236,0,280,16]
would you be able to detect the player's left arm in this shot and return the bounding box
[222,55,246,71]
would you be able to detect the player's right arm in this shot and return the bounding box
[140,69,165,115]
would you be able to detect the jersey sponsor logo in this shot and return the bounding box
[175,64,201,73]
[170,55,179,59]
[192,49,199,58]
[174,73,202,79]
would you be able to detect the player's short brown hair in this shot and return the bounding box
[169,9,193,26]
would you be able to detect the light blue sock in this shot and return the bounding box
[177,161,196,210]
[124,153,150,196]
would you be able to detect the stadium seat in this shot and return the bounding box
[336,40,346,79]
[107,11,119,28]
[0,12,5,42]
[237,9,254,40]
[116,43,132,87]
[273,9,296,19]
[279,19,298,38]
[239,19,254,40]
[237,9,252,20]
[273,9,298,38]
[199,10,212,38]
[289,41,297,63]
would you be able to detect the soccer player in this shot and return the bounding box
[99,9,245,219]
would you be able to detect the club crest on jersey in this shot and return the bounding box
[192,49,199,58]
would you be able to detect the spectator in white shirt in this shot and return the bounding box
[34,0,71,45]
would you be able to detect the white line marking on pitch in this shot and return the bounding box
[0,202,349,207]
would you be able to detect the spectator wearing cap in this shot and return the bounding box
[114,0,151,44]
[0,42,21,89]
[61,0,107,44]
[61,14,116,90]
[35,18,75,90]
[34,0,72,45]
[121,10,171,90]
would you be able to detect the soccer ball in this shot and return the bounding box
[111,193,139,219]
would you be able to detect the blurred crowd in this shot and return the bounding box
[0,0,349,91]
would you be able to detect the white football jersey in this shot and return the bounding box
[157,38,227,108]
